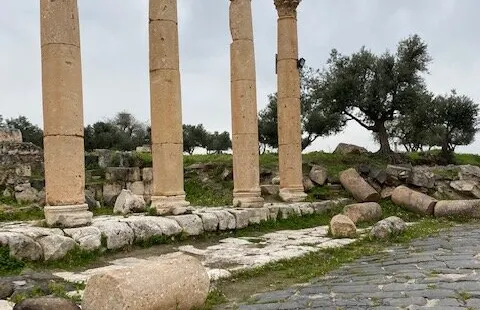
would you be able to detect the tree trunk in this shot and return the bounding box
[376,122,393,154]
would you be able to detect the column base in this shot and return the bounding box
[44,204,93,228]
[279,187,307,203]
[151,195,190,215]
[233,191,264,208]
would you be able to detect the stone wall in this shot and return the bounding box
[0,129,22,143]
[0,142,43,187]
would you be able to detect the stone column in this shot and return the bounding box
[274,0,307,202]
[149,0,189,214]
[229,0,264,208]
[40,0,92,227]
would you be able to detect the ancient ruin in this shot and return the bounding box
[230,0,264,208]
[35,0,307,227]
[274,0,307,202]
[40,0,92,227]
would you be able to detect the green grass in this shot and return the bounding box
[185,177,233,206]
[0,207,44,223]
[0,246,25,275]
[201,218,454,309]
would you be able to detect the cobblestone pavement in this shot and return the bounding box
[228,224,480,310]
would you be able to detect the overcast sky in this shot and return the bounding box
[1,0,479,153]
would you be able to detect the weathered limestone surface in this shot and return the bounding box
[14,297,80,310]
[0,200,350,262]
[330,214,356,238]
[230,0,264,208]
[391,185,437,215]
[309,165,327,185]
[149,0,189,215]
[37,235,77,261]
[40,0,92,227]
[274,0,306,203]
[339,168,380,202]
[82,253,209,310]
[369,216,406,239]
[434,200,480,218]
[113,189,146,215]
[343,202,382,224]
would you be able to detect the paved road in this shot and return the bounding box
[228,224,480,310]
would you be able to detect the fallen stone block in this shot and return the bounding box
[82,253,209,310]
[369,216,406,239]
[302,176,315,192]
[260,184,279,196]
[391,185,437,215]
[330,214,356,238]
[113,189,146,215]
[339,168,380,202]
[434,200,480,218]
[309,165,327,186]
[450,180,480,198]
[343,202,382,224]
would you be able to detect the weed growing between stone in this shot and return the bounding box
[0,246,24,275]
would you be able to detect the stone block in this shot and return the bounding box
[434,200,480,218]
[391,185,437,215]
[113,189,146,215]
[339,168,380,202]
[142,168,153,182]
[309,165,327,185]
[209,210,236,230]
[260,184,279,196]
[228,209,250,229]
[167,214,204,236]
[102,182,123,206]
[330,214,356,238]
[194,211,219,232]
[246,208,269,224]
[82,253,209,310]
[0,232,43,261]
[105,167,141,182]
[63,226,101,251]
[370,216,406,239]
[343,202,382,224]
[92,220,134,250]
[38,235,77,261]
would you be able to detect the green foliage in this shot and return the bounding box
[319,34,432,154]
[84,112,148,151]
[0,246,25,275]
[205,131,232,154]
[258,68,346,152]
[183,124,209,154]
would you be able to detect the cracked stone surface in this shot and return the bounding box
[224,224,480,310]
[51,225,355,285]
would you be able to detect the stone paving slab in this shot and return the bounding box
[223,224,480,310]
[52,225,356,285]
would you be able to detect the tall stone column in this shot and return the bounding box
[149,0,189,214]
[40,0,92,227]
[274,0,307,202]
[230,0,264,208]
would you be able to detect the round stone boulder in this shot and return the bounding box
[13,297,80,310]
[391,185,437,215]
[343,202,382,224]
[369,216,406,240]
[434,200,480,218]
[330,214,356,238]
[339,168,380,202]
[82,253,209,310]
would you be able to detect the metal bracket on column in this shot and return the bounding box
[275,53,278,75]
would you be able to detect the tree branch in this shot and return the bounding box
[344,111,375,131]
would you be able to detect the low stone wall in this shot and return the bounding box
[0,199,349,262]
